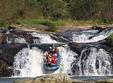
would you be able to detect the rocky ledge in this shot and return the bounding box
[14,73,113,83]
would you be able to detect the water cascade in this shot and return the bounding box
[31,32,57,44]
[71,47,113,76]
[12,29,113,77]
[72,29,113,43]
[13,47,44,77]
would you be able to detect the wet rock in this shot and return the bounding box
[0,43,26,76]
[69,42,85,55]
[7,31,33,44]
[0,32,7,44]
[91,26,103,30]
[0,59,12,76]
[8,26,16,32]
[24,33,33,43]
[0,44,26,65]
[50,33,69,42]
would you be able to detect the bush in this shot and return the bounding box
[44,21,57,32]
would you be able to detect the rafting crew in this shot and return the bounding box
[46,47,58,65]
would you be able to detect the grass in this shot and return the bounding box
[16,19,63,32]
[16,18,113,32]
[16,18,113,26]
[0,18,113,31]
[0,19,9,28]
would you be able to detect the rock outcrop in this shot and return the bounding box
[0,43,26,76]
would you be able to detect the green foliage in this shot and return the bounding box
[0,0,113,25]
[17,19,59,32]
[36,0,69,19]
[0,19,8,27]
[44,21,57,32]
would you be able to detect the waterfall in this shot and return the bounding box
[12,29,113,77]
[13,47,44,77]
[72,29,113,43]
[13,32,76,77]
[13,45,77,77]
[71,47,113,76]
[55,46,77,75]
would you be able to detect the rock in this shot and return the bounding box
[7,31,33,44]
[0,43,26,76]
[0,43,26,65]
[8,26,16,32]
[14,73,73,83]
[24,33,33,43]
[11,24,49,32]
[0,32,6,44]
[0,59,12,76]
[91,26,103,30]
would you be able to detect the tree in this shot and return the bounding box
[36,0,68,19]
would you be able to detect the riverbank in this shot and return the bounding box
[1,19,113,32]
[9,23,112,33]
[15,19,113,32]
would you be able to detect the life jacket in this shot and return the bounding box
[46,54,57,64]
[46,48,58,65]
[52,53,57,64]
[46,54,52,64]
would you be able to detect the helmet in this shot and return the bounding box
[49,47,52,49]
[48,47,53,52]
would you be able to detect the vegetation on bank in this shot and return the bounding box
[0,0,113,31]
[14,19,113,32]
[0,18,113,32]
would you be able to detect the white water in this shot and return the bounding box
[72,30,113,43]
[13,47,44,77]
[31,32,57,44]
[76,48,112,76]
[7,37,26,44]
[13,30,113,77]
[13,46,77,77]
[55,46,77,74]
[13,33,76,77]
